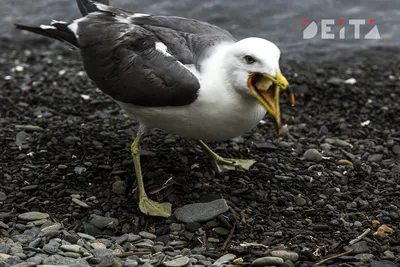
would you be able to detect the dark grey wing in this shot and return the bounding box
[73,2,236,107]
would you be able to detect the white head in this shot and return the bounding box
[224,37,294,133]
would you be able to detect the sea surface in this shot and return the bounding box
[2,0,399,60]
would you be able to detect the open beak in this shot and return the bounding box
[247,71,294,134]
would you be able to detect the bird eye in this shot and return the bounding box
[244,55,256,64]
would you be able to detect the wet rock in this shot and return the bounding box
[356,253,374,262]
[269,250,299,262]
[368,154,383,162]
[303,149,322,162]
[163,256,190,267]
[18,212,49,221]
[89,215,119,229]
[252,256,284,266]
[139,231,156,240]
[174,199,229,223]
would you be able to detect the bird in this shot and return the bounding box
[14,0,295,218]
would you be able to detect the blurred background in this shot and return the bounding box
[1,0,399,60]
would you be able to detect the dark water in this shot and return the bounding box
[2,0,399,59]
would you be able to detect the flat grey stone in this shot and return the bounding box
[303,149,322,162]
[269,250,299,262]
[0,244,11,254]
[43,240,60,254]
[139,231,156,240]
[370,260,398,267]
[251,256,284,266]
[213,253,236,266]
[18,212,49,221]
[356,253,374,262]
[89,215,118,230]
[163,256,190,267]
[174,199,229,223]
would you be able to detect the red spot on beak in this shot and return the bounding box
[302,19,308,24]
[339,19,344,24]
[370,19,375,24]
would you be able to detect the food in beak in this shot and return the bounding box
[247,73,281,134]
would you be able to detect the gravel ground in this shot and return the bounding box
[1,38,400,267]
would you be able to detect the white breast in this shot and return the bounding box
[116,43,267,141]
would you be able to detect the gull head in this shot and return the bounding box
[225,37,294,134]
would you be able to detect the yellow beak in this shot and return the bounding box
[248,71,293,134]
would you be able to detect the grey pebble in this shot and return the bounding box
[0,244,11,254]
[139,231,157,240]
[269,250,299,262]
[356,253,374,262]
[294,195,307,206]
[163,256,190,267]
[303,149,322,162]
[77,232,95,240]
[213,253,236,266]
[18,212,49,221]
[174,199,229,223]
[0,191,7,201]
[125,259,139,267]
[214,227,230,236]
[11,263,37,267]
[60,244,85,253]
[252,256,284,266]
[346,241,370,254]
[368,154,383,162]
[89,215,118,229]
[392,145,400,155]
[127,234,141,242]
[370,260,398,267]
[72,198,90,208]
[91,248,114,266]
[41,223,62,232]
[43,240,60,254]
[0,220,9,229]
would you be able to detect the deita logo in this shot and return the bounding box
[303,19,380,40]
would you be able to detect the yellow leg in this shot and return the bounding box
[196,140,256,173]
[131,135,172,217]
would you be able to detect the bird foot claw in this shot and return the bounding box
[213,158,256,174]
[139,196,172,218]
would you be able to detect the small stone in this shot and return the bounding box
[41,223,62,231]
[163,256,190,267]
[125,259,139,267]
[43,240,60,254]
[185,222,201,232]
[170,223,182,232]
[112,178,126,195]
[368,154,383,162]
[294,195,307,206]
[0,221,9,229]
[60,244,85,253]
[139,231,156,240]
[213,253,236,266]
[370,260,398,267]
[174,199,229,223]
[356,253,374,262]
[77,232,95,240]
[18,212,49,221]
[270,250,299,262]
[0,191,7,201]
[127,234,141,242]
[303,149,322,162]
[72,198,90,208]
[383,250,395,260]
[214,227,230,236]
[0,244,11,254]
[392,145,400,155]
[252,256,284,266]
[313,224,329,231]
[347,241,370,254]
[89,215,119,229]
[12,262,37,267]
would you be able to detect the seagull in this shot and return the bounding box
[15,0,294,217]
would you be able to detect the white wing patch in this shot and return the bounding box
[40,25,56,30]
[132,13,150,18]
[51,19,68,25]
[155,42,172,57]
